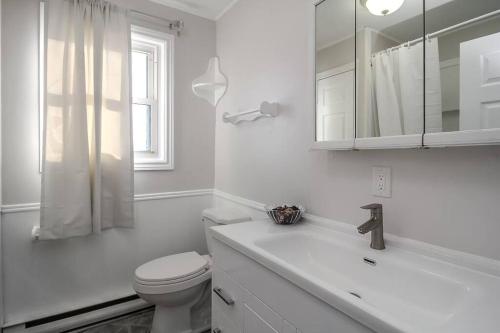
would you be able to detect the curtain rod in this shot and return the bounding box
[41,1,185,36]
[373,9,500,56]
[129,10,184,36]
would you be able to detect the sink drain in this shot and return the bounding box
[349,291,362,299]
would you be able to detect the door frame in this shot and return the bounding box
[312,63,355,150]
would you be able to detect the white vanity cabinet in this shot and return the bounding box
[211,238,374,333]
[212,267,297,333]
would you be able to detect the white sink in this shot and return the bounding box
[255,232,468,329]
[211,219,500,333]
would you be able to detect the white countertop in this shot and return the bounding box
[210,217,500,333]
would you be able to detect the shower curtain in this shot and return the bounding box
[371,38,442,136]
[40,0,134,240]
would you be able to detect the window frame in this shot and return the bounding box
[131,41,157,154]
[131,25,175,171]
[38,11,175,172]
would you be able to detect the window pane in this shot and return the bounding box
[133,104,151,152]
[132,51,148,99]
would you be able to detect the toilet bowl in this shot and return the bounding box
[133,208,251,333]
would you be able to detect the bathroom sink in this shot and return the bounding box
[254,232,468,328]
[211,219,500,333]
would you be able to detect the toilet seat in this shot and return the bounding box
[134,252,212,295]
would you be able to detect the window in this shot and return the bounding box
[131,26,174,170]
[38,11,174,171]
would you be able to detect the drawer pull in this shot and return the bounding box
[213,287,235,306]
[213,329,222,333]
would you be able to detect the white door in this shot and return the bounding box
[460,31,500,130]
[316,69,355,141]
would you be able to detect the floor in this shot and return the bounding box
[78,310,154,333]
[74,309,211,333]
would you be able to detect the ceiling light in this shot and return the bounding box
[361,0,405,16]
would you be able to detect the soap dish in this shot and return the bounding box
[266,205,305,225]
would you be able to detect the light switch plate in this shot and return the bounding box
[372,166,391,198]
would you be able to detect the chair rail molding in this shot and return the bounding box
[1,189,215,214]
[212,189,267,211]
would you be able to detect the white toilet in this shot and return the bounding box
[133,208,251,333]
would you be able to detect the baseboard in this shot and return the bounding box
[3,298,150,333]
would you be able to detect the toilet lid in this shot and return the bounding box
[135,252,209,283]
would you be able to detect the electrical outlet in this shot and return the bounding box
[372,167,391,198]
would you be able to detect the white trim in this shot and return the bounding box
[1,203,41,214]
[314,63,356,150]
[354,134,423,149]
[148,0,236,21]
[316,63,354,80]
[213,189,266,212]
[363,27,401,45]
[424,128,500,147]
[131,26,175,171]
[440,57,459,70]
[316,28,400,52]
[1,189,214,214]
[3,298,150,333]
[148,0,214,20]
[0,0,4,327]
[215,0,240,21]
[38,1,45,174]
[316,33,355,52]
[213,190,500,277]
[311,140,354,150]
[134,189,213,201]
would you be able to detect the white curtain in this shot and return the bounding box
[40,0,134,240]
[371,38,442,136]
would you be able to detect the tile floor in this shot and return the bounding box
[74,309,211,333]
[78,309,154,333]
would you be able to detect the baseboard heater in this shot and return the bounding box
[5,295,153,333]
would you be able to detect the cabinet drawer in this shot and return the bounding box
[212,268,244,329]
[242,289,282,331]
[212,300,241,333]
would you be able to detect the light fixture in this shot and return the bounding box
[361,0,405,16]
[192,57,228,107]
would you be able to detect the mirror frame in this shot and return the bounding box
[311,0,500,150]
[311,0,355,151]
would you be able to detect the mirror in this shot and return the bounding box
[425,0,500,134]
[315,0,355,143]
[355,0,425,139]
[314,0,500,148]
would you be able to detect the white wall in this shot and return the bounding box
[1,0,216,205]
[2,195,211,325]
[215,0,500,261]
[1,0,216,325]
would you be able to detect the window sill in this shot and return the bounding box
[134,163,174,171]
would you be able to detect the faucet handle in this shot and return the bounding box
[361,203,382,211]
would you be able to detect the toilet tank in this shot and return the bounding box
[202,208,251,255]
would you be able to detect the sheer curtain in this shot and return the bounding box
[371,38,442,136]
[40,0,134,240]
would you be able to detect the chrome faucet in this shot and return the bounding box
[358,204,385,250]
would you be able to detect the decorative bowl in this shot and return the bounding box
[265,205,305,225]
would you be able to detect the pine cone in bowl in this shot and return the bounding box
[266,205,305,225]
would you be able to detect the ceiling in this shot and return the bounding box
[149,0,238,20]
[316,0,452,49]
[316,0,500,50]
